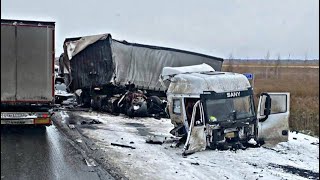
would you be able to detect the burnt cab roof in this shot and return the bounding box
[167,71,251,95]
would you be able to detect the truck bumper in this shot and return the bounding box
[1,118,51,125]
[1,112,52,125]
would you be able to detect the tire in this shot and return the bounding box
[147,96,163,114]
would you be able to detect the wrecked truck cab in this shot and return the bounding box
[163,64,252,135]
[161,63,290,153]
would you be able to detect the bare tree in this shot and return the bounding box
[277,53,281,60]
[229,53,234,60]
[265,50,270,60]
[304,52,308,80]
[227,53,234,72]
[276,53,281,79]
[264,50,270,79]
[305,52,308,61]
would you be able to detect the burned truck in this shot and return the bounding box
[160,64,290,154]
[59,34,223,117]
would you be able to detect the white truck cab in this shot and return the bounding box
[161,64,290,154]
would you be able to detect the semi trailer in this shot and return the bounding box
[59,34,224,117]
[1,19,55,126]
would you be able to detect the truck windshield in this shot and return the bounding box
[205,95,254,122]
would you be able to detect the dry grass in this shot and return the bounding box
[223,62,319,136]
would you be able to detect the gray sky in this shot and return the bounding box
[2,0,319,59]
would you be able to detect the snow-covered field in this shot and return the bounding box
[71,111,319,180]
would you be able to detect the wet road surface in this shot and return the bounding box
[1,125,112,180]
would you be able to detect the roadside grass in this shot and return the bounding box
[222,63,319,136]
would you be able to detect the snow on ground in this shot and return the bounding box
[73,111,319,180]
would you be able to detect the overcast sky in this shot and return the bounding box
[2,0,319,59]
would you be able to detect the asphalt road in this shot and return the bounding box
[1,125,113,180]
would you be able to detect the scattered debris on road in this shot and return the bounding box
[146,135,166,145]
[81,119,102,125]
[68,124,75,129]
[111,143,136,149]
[191,162,200,166]
[84,158,97,167]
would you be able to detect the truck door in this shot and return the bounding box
[257,93,290,145]
[183,100,206,155]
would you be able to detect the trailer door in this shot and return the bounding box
[257,93,290,145]
[1,25,17,101]
[16,25,53,102]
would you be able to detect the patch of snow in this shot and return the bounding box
[76,111,319,180]
[84,158,96,167]
[68,124,75,129]
[248,138,257,145]
[60,111,69,123]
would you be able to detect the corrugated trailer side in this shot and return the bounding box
[111,40,224,91]
[63,34,223,92]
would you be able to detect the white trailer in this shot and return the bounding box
[1,19,55,126]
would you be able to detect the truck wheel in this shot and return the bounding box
[147,96,163,114]
[111,99,120,115]
[80,91,91,107]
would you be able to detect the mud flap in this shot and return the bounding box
[183,101,206,155]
